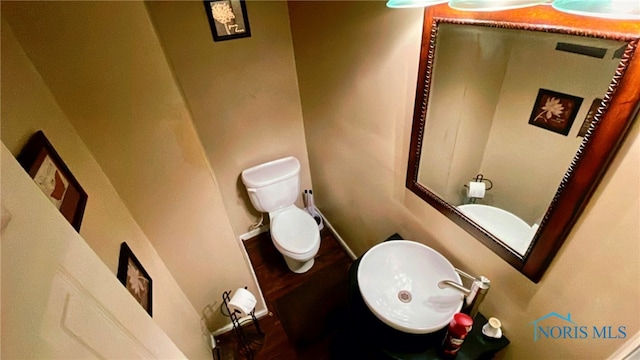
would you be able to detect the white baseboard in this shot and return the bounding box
[210,308,269,337]
[225,227,270,337]
[315,208,357,260]
[216,209,356,339]
[239,210,356,259]
[609,330,640,359]
[239,225,269,241]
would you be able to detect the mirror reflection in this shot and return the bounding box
[417,23,625,256]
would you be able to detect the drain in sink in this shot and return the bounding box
[398,290,412,303]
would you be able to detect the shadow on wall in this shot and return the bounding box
[202,301,228,334]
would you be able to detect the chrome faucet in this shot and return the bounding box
[438,268,490,318]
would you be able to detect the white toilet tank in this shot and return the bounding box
[241,156,301,213]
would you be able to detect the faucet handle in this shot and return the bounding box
[455,268,490,288]
[475,276,491,289]
[454,268,478,281]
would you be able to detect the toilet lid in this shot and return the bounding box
[271,207,320,255]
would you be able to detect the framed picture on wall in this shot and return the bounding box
[528,88,583,136]
[117,242,153,316]
[203,0,251,42]
[17,130,88,231]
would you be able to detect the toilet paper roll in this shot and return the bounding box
[228,288,256,317]
[467,181,486,199]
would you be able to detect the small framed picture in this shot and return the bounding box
[528,89,583,136]
[203,0,251,42]
[17,130,88,231]
[117,242,153,316]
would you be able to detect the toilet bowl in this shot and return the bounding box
[271,206,321,273]
[241,157,321,273]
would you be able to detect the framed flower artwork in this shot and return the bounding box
[203,0,251,42]
[528,89,583,136]
[17,130,88,231]
[117,242,153,316]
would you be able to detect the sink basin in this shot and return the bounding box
[357,240,463,334]
[458,204,535,256]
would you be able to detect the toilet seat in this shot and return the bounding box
[271,206,320,257]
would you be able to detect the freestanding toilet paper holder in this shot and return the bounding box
[221,288,263,359]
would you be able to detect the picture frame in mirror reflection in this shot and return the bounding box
[117,242,153,317]
[577,98,603,138]
[203,0,251,42]
[528,88,583,136]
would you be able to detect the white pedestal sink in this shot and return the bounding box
[356,240,463,334]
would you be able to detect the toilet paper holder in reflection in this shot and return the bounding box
[464,174,493,190]
[464,174,493,203]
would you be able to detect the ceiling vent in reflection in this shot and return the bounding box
[555,42,607,59]
[612,45,627,59]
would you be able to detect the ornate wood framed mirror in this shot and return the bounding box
[406,4,640,282]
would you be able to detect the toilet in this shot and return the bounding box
[241,156,321,273]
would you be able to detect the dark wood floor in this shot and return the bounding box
[215,226,354,360]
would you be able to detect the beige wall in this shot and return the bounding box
[290,2,639,359]
[3,0,638,358]
[419,24,508,205]
[2,144,192,359]
[1,14,209,358]
[1,0,260,334]
[145,0,311,236]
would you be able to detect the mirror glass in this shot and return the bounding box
[406,6,640,282]
[418,23,625,257]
